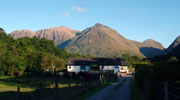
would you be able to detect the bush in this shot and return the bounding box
[0,71,5,76]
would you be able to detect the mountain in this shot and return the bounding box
[58,23,164,58]
[168,44,180,60]
[10,23,165,58]
[167,35,180,52]
[148,43,180,62]
[10,30,36,39]
[132,39,165,57]
[10,26,80,45]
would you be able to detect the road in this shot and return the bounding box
[85,73,132,100]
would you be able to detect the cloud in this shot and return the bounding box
[60,12,70,16]
[72,6,87,12]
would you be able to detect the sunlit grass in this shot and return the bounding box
[0,84,34,92]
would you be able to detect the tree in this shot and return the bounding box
[0,27,5,33]
[168,56,179,63]
[40,53,66,72]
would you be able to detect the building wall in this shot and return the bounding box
[67,65,91,73]
[67,65,122,76]
[67,65,80,72]
[103,65,121,76]
[120,66,128,73]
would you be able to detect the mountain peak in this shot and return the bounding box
[143,39,155,42]
[142,38,164,50]
[93,23,108,28]
[167,35,180,51]
[59,25,69,29]
[13,29,34,33]
[46,26,70,30]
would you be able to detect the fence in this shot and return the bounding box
[143,78,180,100]
[10,73,117,100]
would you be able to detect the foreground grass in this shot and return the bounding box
[0,76,115,100]
[0,84,34,92]
[131,79,145,100]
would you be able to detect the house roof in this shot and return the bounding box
[67,57,128,66]
[121,61,129,66]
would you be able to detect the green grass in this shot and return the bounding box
[0,76,116,100]
[131,79,145,100]
[0,84,34,92]
[0,76,81,100]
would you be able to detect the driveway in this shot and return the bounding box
[85,73,132,100]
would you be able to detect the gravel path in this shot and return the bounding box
[85,73,132,100]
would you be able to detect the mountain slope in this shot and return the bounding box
[59,23,145,57]
[132,39,165,57]
[148,43,180,62]
[10,23,165,58]
[167,35,180,52]
[168,44,180,60]
[10,26,80,45]
[10,30,36,39]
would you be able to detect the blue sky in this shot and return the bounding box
[0,0,180,48]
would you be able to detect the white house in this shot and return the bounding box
[67,58,128,76]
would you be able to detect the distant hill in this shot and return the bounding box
[58,23,165,58]
[132,39,165,57]
[148,35,180,61]
[168,44,180,60]
[10,23,165,58]
[10,26,80,45]
[148,43,180,62]
[167,35,180,52]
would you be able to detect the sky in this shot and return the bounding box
[0,0,180,48]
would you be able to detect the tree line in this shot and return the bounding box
[0,28,89,77]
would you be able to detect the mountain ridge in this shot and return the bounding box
[167,35,180,52]
[58,23,165,58]
[10,26,80,45]
[10,23,165,58]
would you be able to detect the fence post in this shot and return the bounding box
[76,79,79,87]
[40,83,43,100]
[17,86,20,100]
[68,79,71,87]
[164,82,168,100]
[55,79,59,100]
[144,76,149,98]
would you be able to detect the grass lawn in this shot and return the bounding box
[0,76,114,100]
[0,84,34,92]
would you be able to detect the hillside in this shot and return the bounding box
[10,26,80,45]
[167,35,180,52]
[58,23,164,58]
[10,23,165,58]
[132,39,165,57]
[168,44,180,60]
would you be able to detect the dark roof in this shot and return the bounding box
[67,58,126,66]
[121,61,129,66]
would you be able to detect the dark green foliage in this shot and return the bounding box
[0,28,86,77]
[135,63,151,89]
[135,60,180,99]
[122,53,142,67]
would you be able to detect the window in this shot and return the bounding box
[69,66,71,69]
[80,66,86,70]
